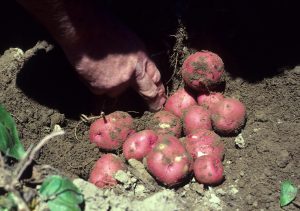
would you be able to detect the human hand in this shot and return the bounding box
[17,0,166,111]
[68,42,166,111]
[59,13,166,111]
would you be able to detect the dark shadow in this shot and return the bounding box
[0,1,93,118]
[1,1,151,117]
[16,48,95,118]
[184,0,300,81]
[98,0,300,82]
[0,1,48,52]
[2,0,299,117]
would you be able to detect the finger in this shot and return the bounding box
[133,60,166,111]
[144,60,166,98]
[145,61,162,84]
[145,61,166,109]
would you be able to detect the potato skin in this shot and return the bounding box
[181,51,224,91]
[148,111,182,138]
[123,130,158,161]
[165,88,197,118]
[182,105,212,135]
[89,111,135,150]
[197,92,224,110]
[193,155,224,185]
[89,154,126,188]
[211,98,246,134]
[145,135,192,186]
[183,129,225,160]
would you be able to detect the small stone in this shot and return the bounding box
[253,201,258,207]
[183,184,190,191]
[254,111,268,122]
[216,188,226,196]
[190,182,204,194]
[209,193,221,205]
[235,133,246,148]
[114,170,130,184]
[276,150,290,168]
[50,113,65,128]
[47,109,54,116]
[130,177,137,183]
[253,128,260,132]
[238,181,245,188]
[256,95,265,102]
[230,187,239,195]
[25,109,34,117]
[18,112,28,123]
[134,184,146,197]
[263,168,272,176]
[40,114,50,126]
[291,66,300,74]
[246,195,253,205]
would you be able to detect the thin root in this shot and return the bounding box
[74,113,104,141]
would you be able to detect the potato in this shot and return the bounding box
[145,135,192,186]
[197,92,224,110]
[181,51,224,91]
[211,98,246,134]
[183,128,225,160]
[193,155,224,185]
[122,130,158,161]
[165,88,197,118]
[89,153,126,188]
[89,111,135,150]
[182,105,212,135]
[148,111,182,138]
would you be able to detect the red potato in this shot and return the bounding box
[184,129,224,160]
[193,155,224,185]
[197,92,224,110]
[148,111,182,138]
[182,105,212,135]
[181,51,224,91]
[122,130,158,161]
[164,88,197,118]
[145,135,192,186]
[89,153,126,188]
[89,111,135,150]
[211,98,246,134]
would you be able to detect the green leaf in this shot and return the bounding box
[0,104,26,160]
[280,180,298,207]
[39,175,84,211]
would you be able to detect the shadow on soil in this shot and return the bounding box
[1,0,299,116]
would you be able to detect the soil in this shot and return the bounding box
[0,1,299,211]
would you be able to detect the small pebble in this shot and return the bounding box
[246,195,253,205]
[50,113,65,128]
[254,111,268,122]
[18,112,28,123]
[276,149,290,168]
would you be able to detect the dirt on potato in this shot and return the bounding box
[0,1,299,211]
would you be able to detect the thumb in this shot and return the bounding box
[132,59,166,111]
